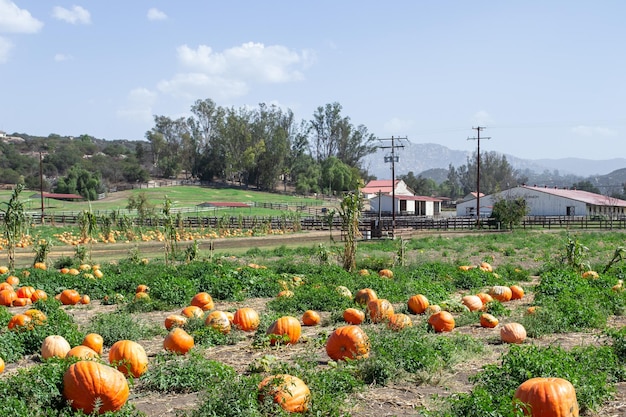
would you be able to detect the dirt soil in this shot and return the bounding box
[5,230,626,416]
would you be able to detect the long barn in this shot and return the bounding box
[456,185,626,218]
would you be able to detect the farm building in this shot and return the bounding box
[361,179,414,199]
[456,185,626,218]
[369,194,443,216]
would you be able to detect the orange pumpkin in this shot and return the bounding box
[367,298,394,323]
[232,307,260,331]
[514,377,579,417]
[258,374,310,413]
[63,361,129,414]
[501,322,527,344]
[0,289,16,307]
[526,306,540,315]
[479,261,493,272]
[490,285,513,302]
[165,314,188,330]
[476,292,494,305]
[354,288,378,306]
[181,305,204,319]
[16,286,35,299]
[326,325,370,361]
[67,345,99,360]
[82,333,104,355]
[0,357,4,373]
[190,292,214,311]
[134,292,150,302]
[510,285,525,300]
[267,316,301,345]
[34,262,47,270]
[0,282,12,292]
[108,340,148,377]
[205,310,231,334]
[343,308,365,325]
[387,313,413,331]
[163,327,195,354]
[302,310,321,326]
[30,289,48,302]
[41,335,71,359]
[80,294,91,305]
[462,295,484,312]
[12,297,32,306]
[277,289,294,298]
[428,311,455,333]
[135,284,149,293]
[0,266,8,274]
[8,313,32,330]
[378,269,394,278]
[5,275,19,287]
[479,313,499,328]
[407,294,429,314]
[59,289,81,305]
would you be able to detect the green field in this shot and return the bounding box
[0,186,333,217]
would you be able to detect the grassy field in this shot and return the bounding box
[0,186,332,217]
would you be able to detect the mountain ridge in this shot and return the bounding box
[363,142,626,179]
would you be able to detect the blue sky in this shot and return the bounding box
[1,1,625,161]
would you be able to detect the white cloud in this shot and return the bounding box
[160,42,314,100]
[157,72,248,100]
[54,53,73,62]
[52,5,91,25]
[147,8,167,21]
[0,0,43,33]
[0,36,13,62]
[571,125,616,137]
[117,88,158,124]
[384,117,414,133]
[472,110,494,126]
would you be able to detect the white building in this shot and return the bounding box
[370,194,442,216]
[456,185,626,218]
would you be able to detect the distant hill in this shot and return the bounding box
[363,142,626,180]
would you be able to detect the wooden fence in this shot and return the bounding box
[4,211,626,236]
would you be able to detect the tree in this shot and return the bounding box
[54,166,102,201]
[309,102,376,170]
[491,195,529,230]
[321,157,360,194]
[399,172,437,196]
[572,180,600,194]
[457,151,527,196]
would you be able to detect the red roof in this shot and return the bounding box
[36,192,84,200]
[199,202,250,207]
[362,179,399,194]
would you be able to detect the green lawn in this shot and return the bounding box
[0,186,331,216]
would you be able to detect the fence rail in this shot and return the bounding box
[3,211,626,235]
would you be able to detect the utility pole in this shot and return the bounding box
[468,127,490,227]
[39,150,45,224]
[379,136,407,238]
